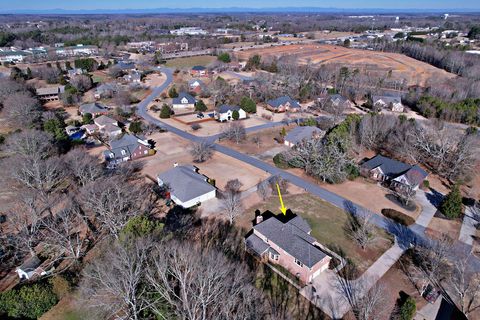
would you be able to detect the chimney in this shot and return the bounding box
[256,215,263,225]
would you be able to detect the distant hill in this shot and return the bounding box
[1,7,479,15]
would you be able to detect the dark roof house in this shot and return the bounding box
[361,154,428,190]
[172,92,196,106]
[104,134,152,164]
[267,96,301,112]
[284,126,325,147]
[79,102,108,115]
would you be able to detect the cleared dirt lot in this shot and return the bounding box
[236,44,456,86]
[141,132,269,191]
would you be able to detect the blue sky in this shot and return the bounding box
[1,0,479,10]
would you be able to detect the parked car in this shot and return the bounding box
[422,284,440,304]
[197,112,204,119]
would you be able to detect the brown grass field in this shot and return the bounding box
[236,44,455,86]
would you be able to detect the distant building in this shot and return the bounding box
[214,105,247,122]
[284,126,325,148]
[157,165,216,208]
[172,92,196,109]
[55,44,98,57]
[372,95,404,112]
[79,102,109,116]
[191,65,207,76]
[267,96,302,113]
[104,134,153,165]
[188,79,206,94]
[36,86,65,102]
[170,27,208,36]
[0,50,30,63]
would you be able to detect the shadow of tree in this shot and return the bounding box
[425,188,444,208]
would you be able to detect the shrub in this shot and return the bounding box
[0,134,5,144]
[217,52,231,63]
[121,215,164,238]
[194,100,208,112]
[160,104,172,119]
[422,180,430,189]
[346,164,360,180]
[440,184,463,219]
[273,153,289,169]
[168,86,178,98]
[191,123,201,131]
[381,208,415,226]
[240,96,256,113]
[129,121,143,134]
[0,282,58,319]
[82,112,93,124]
[232,109,240,120]
[261,113,273,121]
[399,296,416,320]
[50,275,71,299]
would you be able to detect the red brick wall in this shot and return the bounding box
[131,144,150,160]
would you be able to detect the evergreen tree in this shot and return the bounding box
[194,100,208,112]
[160,104,172,119]
[240,96,256,113]
[232,109,240,120]
[440,184,463,219]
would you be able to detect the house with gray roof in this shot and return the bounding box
[372,95,404,112]
[36,86,65,102]
[361,154,428,191]
[157,165,216,208]
[319,94,355,109]
[172,92,196,109]
[214,105,247,122]
[267,96,302,113]
[245,214,331,284]
[79,102,108,116]
[104,134,153,165]
[15,255,46,280]
[284,126,325,147]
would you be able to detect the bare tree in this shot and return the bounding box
[252,135,262,148]
[220,122,246,144]
[344,211,376,250]
[256,179,271,201]
[189,141,214,163]
[3,92,42,128]
[80,238,153,320]
[146,241,264,320]
[80,177,149,238]
[449,252,480,317]
[220,179,244,225]
[41,201,88,264]
[70,74,92,93]
[5,129,54,158]
[64,148,104,186]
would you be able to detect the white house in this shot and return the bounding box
[214,105,247,122]
[15,255,46,280]
[157,165,216,208]
[172,92,196,109]
[372,95,404,112]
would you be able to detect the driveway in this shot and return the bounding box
[415,189,441,229]
[459,205,479,245]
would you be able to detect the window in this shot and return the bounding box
[144,150,148,155]
[121,150,126,156]
[269,252,279,261]
[294,258,303,267]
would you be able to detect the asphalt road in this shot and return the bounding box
[137,67,480,270]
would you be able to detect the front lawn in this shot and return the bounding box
[165,56,216,69]
[242,193,393,273]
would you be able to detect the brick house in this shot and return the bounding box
[245,214,331,284]
[266,96,302,113]
[103,134,153,165]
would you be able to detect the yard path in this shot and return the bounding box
[459,206,479,245]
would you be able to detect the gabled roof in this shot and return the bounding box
[106,134,149,160]
[372,95,402,104]
[94,115,117,127]
[36,86,65,96]
[157,165,216,203]
[329,94,350,104]
[192,65,206,71]
[217,105,241,114]
[253,216,327,268]
[79,102,107,114]
[172,92,196,105]
[188,79,205,87]
[245,233,270,255]
[285,126,325,145]
[267,96,301,109]
[102,123,122,134]
[362,155,428,186]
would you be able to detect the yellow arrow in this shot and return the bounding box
[276,183,287,215]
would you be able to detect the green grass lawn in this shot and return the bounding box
[165,55,216,69]
[243,193,393,273]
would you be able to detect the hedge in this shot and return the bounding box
[381,208,415,226]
